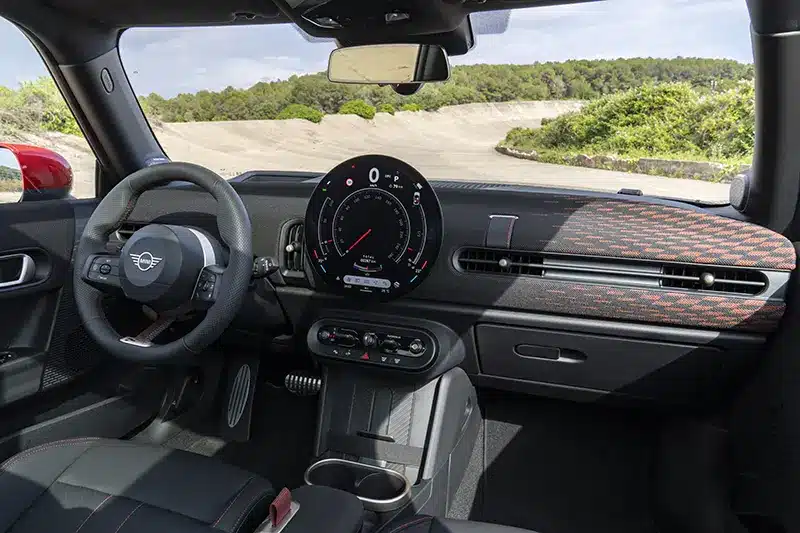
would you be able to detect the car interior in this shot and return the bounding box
[0,0,798,533]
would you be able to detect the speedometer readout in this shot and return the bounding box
[305,155,443,298]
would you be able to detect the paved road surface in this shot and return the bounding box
[3,102,730,204]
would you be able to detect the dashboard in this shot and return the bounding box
[122,155,797,406]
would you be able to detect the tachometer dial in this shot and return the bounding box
[305,155,443,298]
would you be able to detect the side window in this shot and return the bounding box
[0,17,95,203]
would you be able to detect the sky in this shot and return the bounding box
[0,0,754,98]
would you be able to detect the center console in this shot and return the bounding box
[299,165,478,525]
[304,311,481,527]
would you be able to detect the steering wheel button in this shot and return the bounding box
[99,264,112,275]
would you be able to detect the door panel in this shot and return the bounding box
[0,200,106,405]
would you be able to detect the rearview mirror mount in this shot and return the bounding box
[328,44,450,85]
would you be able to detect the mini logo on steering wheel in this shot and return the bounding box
[130,251,163,272]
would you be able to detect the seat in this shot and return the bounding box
[0,438,274,533]
[388,516,536,533]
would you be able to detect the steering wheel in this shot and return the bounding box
[73,162,252,363]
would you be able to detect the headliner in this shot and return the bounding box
[8,0,595,28]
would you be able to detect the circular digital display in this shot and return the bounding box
[305,155,443,298]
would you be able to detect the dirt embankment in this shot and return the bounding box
[8,101,731,203]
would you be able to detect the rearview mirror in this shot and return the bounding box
[0,143,73,202]
[328,44,450,84]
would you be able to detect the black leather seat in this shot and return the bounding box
[0,438,274,533]
[388,516,535,533]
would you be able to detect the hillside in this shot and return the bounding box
[500,81,755,175]
[140,58,753,123]
[1,58,753,138]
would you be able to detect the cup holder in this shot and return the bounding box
[304,458,411,511]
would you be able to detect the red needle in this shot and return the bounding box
[347,228,372,252]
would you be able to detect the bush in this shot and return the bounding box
[276,103,324,123]
[501,82,754,164]
[377,103,396,115]
[0,77,81,135]
[338,100,376,119]
[400,103,423,112]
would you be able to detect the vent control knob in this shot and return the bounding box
[362,332,378,347]
[498,257,511,268]
[700,272,715,287]
[285,242,301,253]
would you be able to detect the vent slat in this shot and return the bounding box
[457,248,544,277]
[283,222,304,274]
[456,247,767,296]
[660,265,765,295]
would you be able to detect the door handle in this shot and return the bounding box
[0,254,35,288]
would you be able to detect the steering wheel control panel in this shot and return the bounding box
[307,319,437,371]
[192,265,224,307]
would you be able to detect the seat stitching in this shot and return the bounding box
[387,516,435,533]
[0,438,99,469]
[74,493,113,533]
[1,441,99,532]
[0,438,101,480]
[229,492,271,533]
[212,477,254,526]
[53,482,218,529]
[113,502,143,533]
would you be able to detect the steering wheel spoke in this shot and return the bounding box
[120,315,176,348]
[81,254,122,292]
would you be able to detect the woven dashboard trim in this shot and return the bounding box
[522,197,796,271]
[536,281,785,333]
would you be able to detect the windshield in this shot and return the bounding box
[119,0,754,204]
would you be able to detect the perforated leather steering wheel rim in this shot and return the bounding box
[73,162,252,363]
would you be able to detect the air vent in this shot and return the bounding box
[660,266,767,295]
[282,221,305,278]
[456,248,544,276]
[456,247,768,296]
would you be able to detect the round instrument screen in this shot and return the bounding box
[304,155,443,298]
